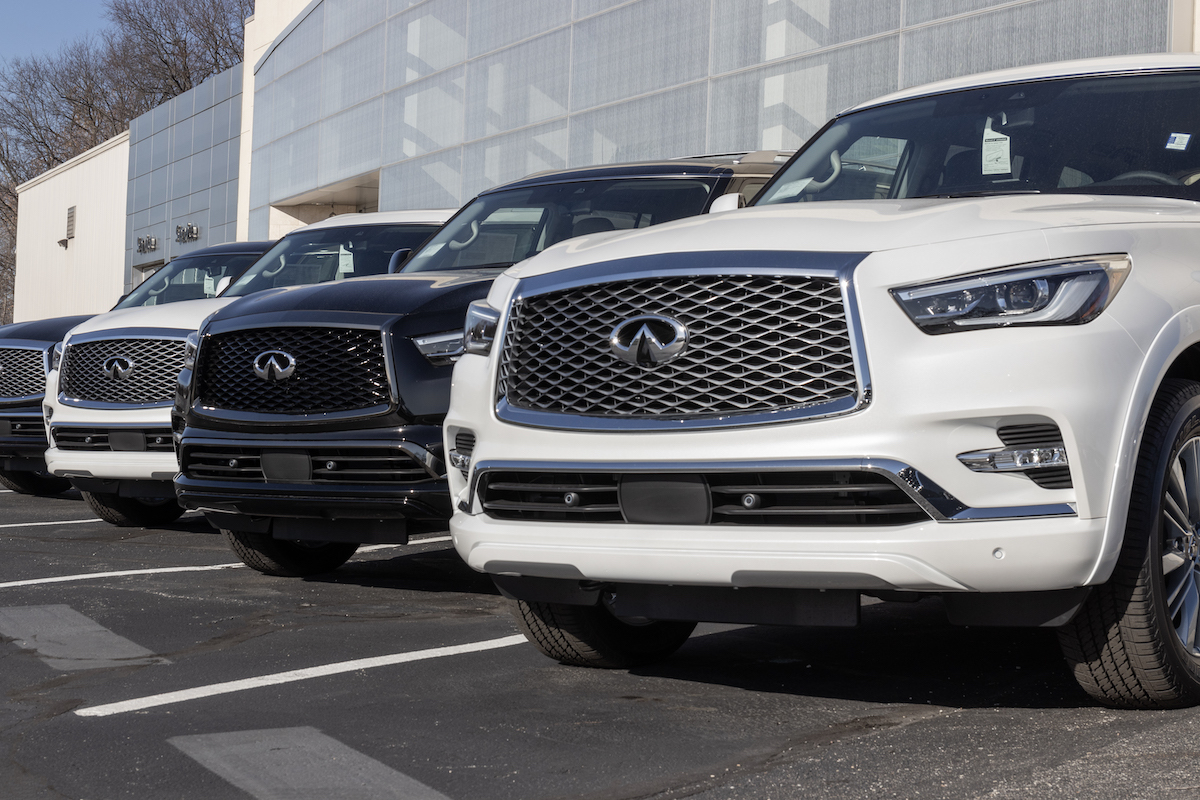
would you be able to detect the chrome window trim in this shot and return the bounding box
[58,330,190,409]
[464,457,1077,523]
[494,252,872,431]
[0,342,51,404]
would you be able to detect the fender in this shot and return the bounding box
[1091,305,1200,584]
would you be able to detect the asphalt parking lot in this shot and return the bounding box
[2,488,1200,799]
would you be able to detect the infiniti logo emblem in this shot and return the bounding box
[253,350,297,382]
[609,314,688,367]
[101,356,135,381]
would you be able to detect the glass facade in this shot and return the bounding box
[126,64,244,292]
[243,0,1171,236]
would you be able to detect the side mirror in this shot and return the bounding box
[215,276,231,295]
[387,248,413,273]
[707,192,745,214]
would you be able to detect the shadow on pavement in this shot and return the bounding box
[629,596,1092,710]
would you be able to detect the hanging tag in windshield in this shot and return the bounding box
[982,117,1011,175]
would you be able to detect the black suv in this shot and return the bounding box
[173,154,785,576]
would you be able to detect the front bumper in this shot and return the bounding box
[0,406,49,469]
[173,425,452,523]
[445,242,1146,596]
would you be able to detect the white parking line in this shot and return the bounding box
[0,536,452,590]
[0,563,247,589]
[76,634,526,717]
[0,517,104,530]
[171,727,453,800]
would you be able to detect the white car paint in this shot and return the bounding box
[45,297,235,481]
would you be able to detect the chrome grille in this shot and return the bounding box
[60,338,186,405]
[499,275,857,420]
[0,347,45,400]
[479,470,928,526]
[196,327,389,415]
[181,444,432,484]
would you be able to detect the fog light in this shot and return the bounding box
[449,449,470,473]
[957,445,1069,473]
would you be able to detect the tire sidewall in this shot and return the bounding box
[1139,385,1200,684]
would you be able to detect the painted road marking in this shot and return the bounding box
[0,605,167,670]
[171,727,452,800]
[0,536,452,590]
[0,563,247,589]
[76,634,526,717]
[0,518,104,530]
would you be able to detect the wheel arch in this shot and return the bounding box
[1094,307,1200,585]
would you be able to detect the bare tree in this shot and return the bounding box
[0,0,251,324]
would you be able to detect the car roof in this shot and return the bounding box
[484,151,791,194]
[172,240,276,258]
[291,208,457,233]
[847,53,1200,114]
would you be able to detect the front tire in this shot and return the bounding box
[1059,379,1200,708]
[222,529,359,577]
[81,491,185,527]
[512,599,696,668]
[0,469,72,496]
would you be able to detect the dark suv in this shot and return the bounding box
[173,154,785,576]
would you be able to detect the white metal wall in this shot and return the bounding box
[248,0,1176,236]
[14,134,130,322]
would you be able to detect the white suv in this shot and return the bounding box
[45,210,452,526]
[445,55,1200,708]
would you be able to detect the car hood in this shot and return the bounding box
[504,194,1200,279]
[64,298,235,339]
[0,314,95,345]
[208,271,500,323]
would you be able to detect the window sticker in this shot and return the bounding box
[982,117,1011,175]
[770,177,813,200]
[1167,132,1192,151]
[203,275,214,296]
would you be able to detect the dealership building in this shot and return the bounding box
[12,0,1199,320]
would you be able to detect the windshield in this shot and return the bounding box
[756,71,1200,205]
[402,178,717,272]
[222,223,440,297]
[114,251,264,309]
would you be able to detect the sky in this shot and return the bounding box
[0,0,111,62]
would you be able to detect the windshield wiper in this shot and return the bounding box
[913,189,1042,199]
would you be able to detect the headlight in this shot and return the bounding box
[464,300,501,356]
[50,342,63,372]
[413,330,465,366]
[891,255,1131,334]
[182,331,200,370]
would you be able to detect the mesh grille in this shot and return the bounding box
[0,347,45,400]
[499,275,856,419]
[196,327,389,415]
[60,338,186,405]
